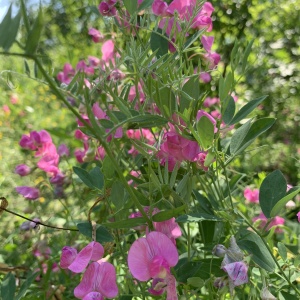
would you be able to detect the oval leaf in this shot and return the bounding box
[259,170,286,218]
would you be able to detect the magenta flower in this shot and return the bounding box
[57,63,75,84]
[152,0,169,16]
[297,212,300,222]
[74,261,118,299]
[15,186,40,200]
[128,231,179,299]
[244,187,259,204]
[201,35,221,69]
[98,1,117,17]
[15,164,31,176]
[60,241,104,273]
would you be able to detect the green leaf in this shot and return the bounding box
[196,116,215,150]
[0,7,21,51]
[124,0,138,15]
[222,96,236,124]
[238,230,275,272]
[110,180,125,210]
[277,242,287,261]
[187,277,204,288]
[152,205,186,222]
[230,120,251,154]
[1,273,16,300]
[241,39,254,73]
[150,28,168,58]
[102,156,115,179]
[229,95,268,125]
[230,118,276,155]
[103,217,146,229]
[180,77,199,113]
[77,222,114,243]
[138,0,154,11]
[259,170,287,218]
[15,272,39,300]
[270,187,300,217]
[89,167,104,190]
[176,213,221,223]
[127,114,168,129]
[73,166,104,190]
[25,6,43,54]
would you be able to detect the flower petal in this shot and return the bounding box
[68,242,96,273]
[60,246,77,269]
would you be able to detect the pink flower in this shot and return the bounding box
[253,213,285,233]
[244,187,259,204]
[193,151,209,171]
[16,186,40,200]
[203,97,219,107]
[60,241,104,273]
[201,35,220,69]
[15,164,31,176]
[57,63,75,84]
[152,0,170,16]
[199,72,211,83]
[88,28,104,43]
[191,2,214,31]
[74,261,118,299]
[297,212,300,222]
[101,40,117,64]
[128,231,179,299]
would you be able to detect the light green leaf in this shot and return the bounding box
[176,213,221,223]
[123,0,138,15]
[196,116,215,150]
[152,205,186,222]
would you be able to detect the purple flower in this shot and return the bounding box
[15,164,31,176]
[57,144,70,157]
[88,28,104,43]
[297,212,300,223]
[15,186,40,200]
[222,261,248,287]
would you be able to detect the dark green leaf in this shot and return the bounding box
[152,205,186,222]
[1,273,16,300]
[238,230,275,272]
[230,120,251,154]
[270,187,300,217]
[277,242,287,261]
[229,95,268,125]
[103,217,146,229]
[150,28,168,58]
[110,180,125,210]
[222,96,236,124]
[102,156,115,179]
[127,114,168,129]
[25,6,43,54]
[259,170,286,218]
[89,167,104,190]
[241,39,254,73]
[15,272,39,300]
[77,222,114,243]
[176,213,221,223]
